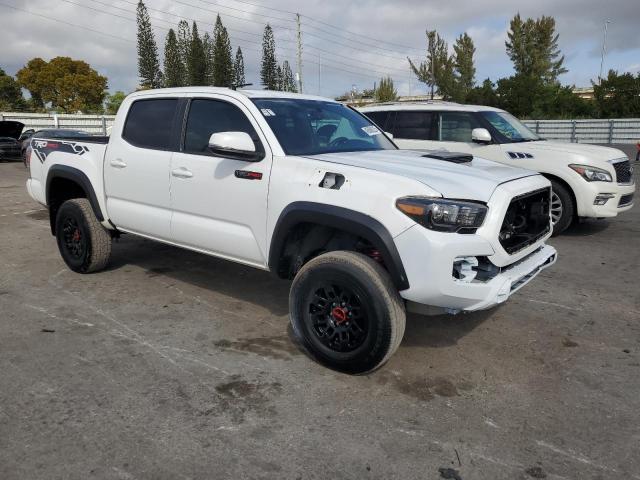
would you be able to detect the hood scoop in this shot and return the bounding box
[421,151,473,164]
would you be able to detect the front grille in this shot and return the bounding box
[612,160,632,183]
[499,187,551,254]
[619,193,634,207]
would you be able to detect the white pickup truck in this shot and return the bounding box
[361,103,635,234]
[25,88,557,373]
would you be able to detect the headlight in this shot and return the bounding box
[569,164,612,182]
[396,197,488,232]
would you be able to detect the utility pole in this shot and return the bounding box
[296,13,303,93]
[599,20,611,85]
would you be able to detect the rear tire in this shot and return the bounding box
[550,180,574,236]
[289,251,406,374]
[55,198,111,273]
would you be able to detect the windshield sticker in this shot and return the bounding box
[261,108,276,117]
[361,125,381,136]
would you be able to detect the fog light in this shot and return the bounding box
[453,256,478,282]
[594,194,615,205]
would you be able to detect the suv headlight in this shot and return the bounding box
[569,164,612,182]
[396,197,488,232]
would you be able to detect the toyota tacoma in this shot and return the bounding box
[25,88,557,373]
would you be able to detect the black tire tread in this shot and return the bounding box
[550,180,574,236]
[290,251,406,374]
[58,198,111,273]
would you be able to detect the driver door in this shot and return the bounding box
[169,96,273,268]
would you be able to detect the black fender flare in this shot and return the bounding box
[268,202,409,291]
[46,165,104,231]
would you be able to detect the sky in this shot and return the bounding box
[1,0,639,99]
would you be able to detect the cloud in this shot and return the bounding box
[0,0,638,98]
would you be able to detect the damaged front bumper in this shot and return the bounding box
[394,223,557,313]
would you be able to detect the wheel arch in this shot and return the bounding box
[46,165,104,235]
[268,202,409,291]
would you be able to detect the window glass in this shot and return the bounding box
[122,99,178,149]
[392,111,436,140]
[439,112,481,142]
[479,111,539,142]
[364,111,391,130]
[184,99,258,154]
[252,99,395,156]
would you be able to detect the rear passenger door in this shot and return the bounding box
[169,96,272,268]
[104,97,181,240]
[387,110,441,150]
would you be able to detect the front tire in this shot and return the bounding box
[550,180,574,236]
[55,198,112,273]
[289,251,406,374]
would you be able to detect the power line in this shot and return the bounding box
[194,0,424,55]
[0,1,134,43]
[61,0,410,81]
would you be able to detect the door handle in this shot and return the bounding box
[171,167,193,179]
[110,158,127,168]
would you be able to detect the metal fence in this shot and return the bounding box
[0,112,116,135]
[521,119,640,144]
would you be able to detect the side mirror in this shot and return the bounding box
[208,131,264,161]
[385,131,394,139]
[471,128,492,144]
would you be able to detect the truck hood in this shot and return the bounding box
[304,149,538,202]
[0,121,24,140]
[508,140,628,163]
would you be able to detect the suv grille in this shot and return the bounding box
[499,187,551,254]
[612,160,632,183]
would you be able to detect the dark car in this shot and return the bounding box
[0,121,25,161]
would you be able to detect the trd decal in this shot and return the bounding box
[31,140,89,163]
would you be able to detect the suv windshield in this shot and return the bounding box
[252,98,396,156]
[480,111,539,143]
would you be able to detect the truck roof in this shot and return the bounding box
[359,102,505,113]
[127,87,334,103]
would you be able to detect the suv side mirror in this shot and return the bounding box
[471,128,492,144]
[208,131,264,161]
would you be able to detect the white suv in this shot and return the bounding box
[360,103,635,234]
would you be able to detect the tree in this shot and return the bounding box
[374,76,397,102]
[104,91,127,115]
[593,70,640,118]
[466,78,500,107]
[0,68,26,111]
[505,14,567,85]
[17,57,107,113]
[177,20,191,85]
[163,28,184,88]
[186,22,207,85]
[453,33,476,100]
[408,29,455,99]
[233,47,245,87]
[282,61,297,92]
[260,24,278,90]
[202,32,215,85]
[15,58,46,109]
[276,65,283,91]
[212,15,234,87]
[136,0,162,89]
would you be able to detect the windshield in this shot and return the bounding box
[480,111,539,143]
[252,98,396,156]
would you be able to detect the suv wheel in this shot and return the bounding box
[550,180,574,236]
[289,251,406,374]
[55,198,112,273]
